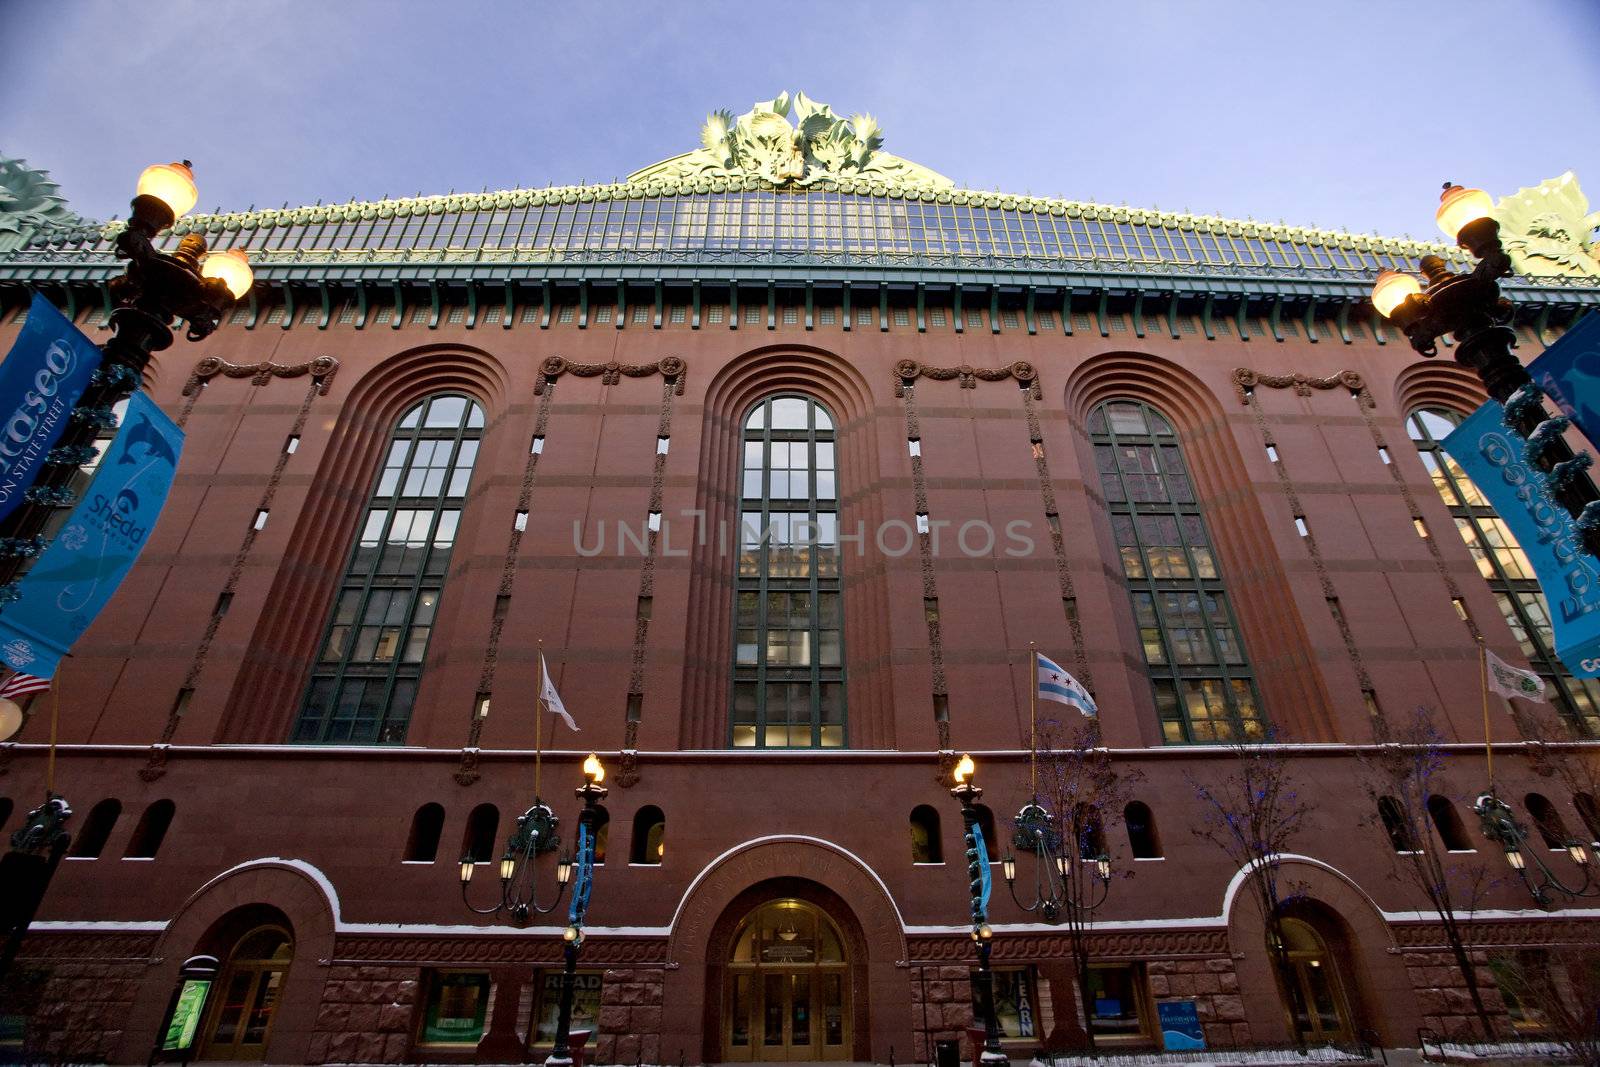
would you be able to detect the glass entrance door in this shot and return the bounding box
[1278,919,1353,1044]
[201,926,293,1060]
[725,900,850,1061]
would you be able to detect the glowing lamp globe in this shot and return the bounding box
[582,752,605,785]
[200,249,253,299]
[1371,270,1422,320]
[0,698,22,742]
[135,161,198,221]
[1435,184,1493,244]
[953,752,975,785]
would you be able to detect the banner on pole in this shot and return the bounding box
[1527,312,1600,448]
[1443,400,1600,677]
[0,391,183,679]
[0,294,104,523]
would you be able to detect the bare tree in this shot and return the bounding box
[1360,706,1499,1040]
[1187,726,1311,1047]
[1027,718,1139,1051]
[1489,933,1600,1067]
[1511,702,1600,844]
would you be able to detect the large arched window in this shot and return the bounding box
[731,395,844,748]
[293,394,484,744]
[1407,408,1600,736]
[1090,400,1263,743]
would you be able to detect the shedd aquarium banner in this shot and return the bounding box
[1443,400,1600,678]
[0,293,103,523]
[0,391,183,679]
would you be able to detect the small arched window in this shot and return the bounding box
[910,805,943,864]
[461,803,499,863]
[1427,796,1472,851]
[1125,801,1162,858]
[730,395,844,749]
[1524,793,1570,849]
[295,393,485,744]
[1073,803,1109,861]
[1575,792,1600,844]
[123,800,175,859]
[630,806,665,865]
[405,802,445,862]
[1378,796,1417,852]
[70,799,121,858]
[591,807,610,865]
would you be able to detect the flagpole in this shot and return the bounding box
[535,639,544,802]
[1478,636,1493,790]
[1028,641,1037,799]
[46,671,59,797]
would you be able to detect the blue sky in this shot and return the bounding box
[3,0,1597,240]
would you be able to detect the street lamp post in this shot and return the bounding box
[1473,792,1598,908]
[0,160,252,594]
[458,753,606,1067]
[0,794,71,988]
[950,754,1007,1065]
[1370,182,1600,556]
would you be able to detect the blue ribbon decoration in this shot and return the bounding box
[569,821,594,925]
[972,822,992,918]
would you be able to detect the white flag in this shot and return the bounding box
[540,652,579,731]
[1485,648,1545,703]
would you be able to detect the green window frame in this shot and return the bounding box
[1090,399,1264,743]
[731,395,845,748]
[293,394,485,744]
[1407,408,1600,736]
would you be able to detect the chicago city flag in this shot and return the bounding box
[1036,652,1097,718]
[539,652,579,731]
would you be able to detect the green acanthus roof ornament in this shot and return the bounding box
[1492,170,1600,278]
[0,155,86,251]
[628,91,954,191]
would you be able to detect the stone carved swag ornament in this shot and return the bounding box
[628,91,954,191]
[1492,170,1600,278]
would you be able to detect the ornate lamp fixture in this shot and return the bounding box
[1002,800,1112,923]
[0,160,253,592]
[949,754,1007,1065]
[459,754,608,1067]
[1370,181,1600,555]
[0,794,72,985]
[1473,793,1598,908]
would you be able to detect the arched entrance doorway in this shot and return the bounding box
[1277,917,1354,1044]
[724,899,851,1061]
[199,924,294,1060]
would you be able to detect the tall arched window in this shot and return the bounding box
[294,394,484,744]
[1427,796,1472,851]
[910,805,943,864]
[1124,801,1162,858]
[630,805,665,865]
[731,395,844,748]
[405,802,445,862]
[1407,408,1600,736]
[124,799,176,859]
[69,799,121,858]
[1524,793,1569,849]
[1090,400,1263,743]
[1377,796,1416,852]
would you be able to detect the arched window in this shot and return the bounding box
[1575,792,1600,843]
[1377,796,1417,852]
[461,803,498,863]
[1090,399,1262,743]
[1125,801,1162,858]
[69,799,121,858]
[910,805,943,863]
[124,799,175,859]
[1524,793,1570,849]
[1073,803,1109,861]
[1407,408,1600,736]
[405,802,445,862]
[294,394,485,744]
[1427,796,1472,851]
[630,806,665,865]
[731,395,844,748]
[591,807,610,865]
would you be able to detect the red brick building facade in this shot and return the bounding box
[0,113,1598,1063]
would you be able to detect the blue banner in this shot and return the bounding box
[972,822,992,917]
[1528,312,1600,448]
[1157,1000,1206,1051]
[1443,401,1600,677]
[0,294,103,523]
[569,821,594,925]
[0,391,183,679]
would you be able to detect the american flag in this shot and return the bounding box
[0,672,49,701]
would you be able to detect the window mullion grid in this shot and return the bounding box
[808,423,822,748]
